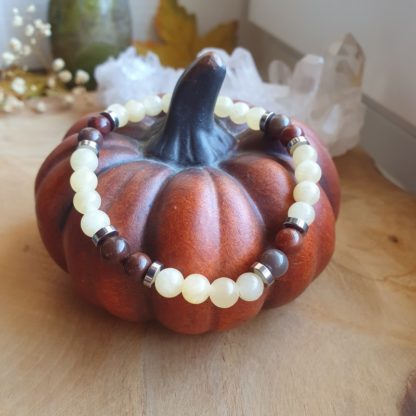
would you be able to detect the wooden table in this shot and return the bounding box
[1,100,415,416]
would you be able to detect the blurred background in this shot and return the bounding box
[1,0,415,192]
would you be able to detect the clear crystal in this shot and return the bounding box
[96,34,366,156]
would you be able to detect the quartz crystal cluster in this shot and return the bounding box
[95,34,365,156]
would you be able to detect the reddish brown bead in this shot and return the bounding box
[280,124,304,146]
[267,114,291,137]
[100,236,130,263]
[88,115,112,134]
[78,127,104,147]
[274,228,303,254]
[123,252,152,279]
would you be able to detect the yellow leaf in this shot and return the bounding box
[195,21,238,54]
[136,41,193,68]
[155,0,196,48]
[135,0,237,68]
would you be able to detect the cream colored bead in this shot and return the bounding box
[125,100,145,122]
[293,144,318,166]
[229,102,249,124]
[70,148,98,171]
[70,168,98,192]
[288,201,315,225]
[214,96,233,118]
[80,209,110,237]
[107,103,128,127]
[143,95,162,116]
[295,160,322,183]
[182,274,210,304]
[293,181,320,205]
[73,190,101,214]
[209,277,239,308]
[155,268,184,298]
[246,106,266,130]
[236,272,264,301]
[161,93,172,113]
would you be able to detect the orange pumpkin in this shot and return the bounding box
[35,53,340,334]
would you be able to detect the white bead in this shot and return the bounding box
[161,93,172,113]
[70,168,98,192]
[182,274,210,304]
[125,100,145,122]
[288,201,315,225]
[70,148,98,171]
[209,277,239,308]
[293,181,320,205]
[155,268,184,298]
[143,95,162,116]
[236,272,264,301]
[80,210,110,237]
[229,102,249,124]
[295,160,322,183]
[214,96,233,118]
[246,106,266,130]
[293,144,318,166]
[107,103,128,127]
[73,190,101,214]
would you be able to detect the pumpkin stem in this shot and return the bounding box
[144,52,235,166]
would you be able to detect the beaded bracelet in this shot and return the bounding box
[69,95,321,309]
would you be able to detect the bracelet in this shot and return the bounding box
[69,95,321,309]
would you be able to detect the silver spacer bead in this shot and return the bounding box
[143,261,163,288]
[77,139,99,155]
[283,217,309,234]
[101,110,119,130]
[287,136,310,155]
[251,262,274,286]
[92,225,118,246]
[260,111,276,131]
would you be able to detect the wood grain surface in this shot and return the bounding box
[0,98,415,415]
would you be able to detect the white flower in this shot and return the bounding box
[3,95,23,112]
[11,77,26,95]
[27,5,36,13]
[35,101,47,113]
[12,8,19,14]
[47,76,56,88]
[25,24,34,37]
[22,45,32,56]
[39,23,52,37]
[12,15,23,27]
[10,37,22,52]
[34,19,43,29]
[75,69,90,85]
[2,51,15,66]
[52,58,65,72]
[30,38,37,45]
[72,86,86,95]
[30,85,37,92]
[62,94,75,107]
[58,70,72,83]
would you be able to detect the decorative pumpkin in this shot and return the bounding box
[35,53,340,334]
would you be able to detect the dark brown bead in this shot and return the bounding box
[280,124,304,146]
[260,249,289,279]
[274,228,303,254]
[123,252,152,279]
[78,127,104,147]
[88,115,112,134]
[100,236,130,263]
[267,114,291,137]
